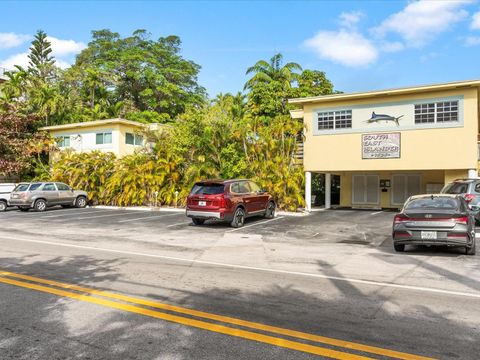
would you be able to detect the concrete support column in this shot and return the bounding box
[325,173,331,209]
[468,169,478,178]
[305,171,312,212]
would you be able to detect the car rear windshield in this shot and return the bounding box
[442,182,469,194]
[13,184,29,192]
[191,183,225,195]
[406,197,459,210]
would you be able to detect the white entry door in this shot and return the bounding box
[392,174,422,206]
[352,174,379,205]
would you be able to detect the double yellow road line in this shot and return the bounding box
[0,270,433,360]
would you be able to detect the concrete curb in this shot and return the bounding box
[92,205,309,217]
[92,205,184,212]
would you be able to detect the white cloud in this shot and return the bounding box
[373,0,470,47]
[0,52,29,70]
[464,36,480,46]
[0,32,31,49]
[381,41,404,53]
[47,36,86,57]
[471,11,480,29]
[304,29,378,67]
[0,35,86,71]
[339,11,364,29]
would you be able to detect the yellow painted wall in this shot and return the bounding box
[117,124,144,157]
[338,170,449,208]
[303,88,479,172]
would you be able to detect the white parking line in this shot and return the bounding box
[3,235,480,299]
[166,221,191,228]
[226,216,285,233]
[42,209,116,219]
[370,210,385,215]
[118,213,183,223]
[75,211,142,220]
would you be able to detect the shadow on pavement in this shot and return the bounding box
[0,254,478,359]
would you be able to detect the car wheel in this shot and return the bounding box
[0,200,7,212]
[192,218,205,225]
[18,206,30,212]
[394,243,405,252]
[466,239,476,256]
[75,196,87,208]
[34,199,47,212]
[264,201,276,219]
[230,207,245,228]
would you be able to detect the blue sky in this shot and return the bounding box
[1,0,480,97]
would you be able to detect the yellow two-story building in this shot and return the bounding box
[289,80,480,210]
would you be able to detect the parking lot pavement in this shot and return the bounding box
[3,207,478,255]
[0,207,414,246]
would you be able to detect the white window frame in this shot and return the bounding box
[414,100,459,125]
[56,135,70,148]
[96,132,112,145]
[317,110,352,131]
[125,132,143,146]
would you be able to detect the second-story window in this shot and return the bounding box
[317,110,352,130]
[96,132,112,145]
[414,100,458,124]
[56,136,70,148]
[125,133,144,146]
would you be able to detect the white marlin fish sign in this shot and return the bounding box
[366,111,403,126]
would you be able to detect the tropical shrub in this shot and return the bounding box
[51,151,116,204]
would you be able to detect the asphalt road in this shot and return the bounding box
[0,207,479,359]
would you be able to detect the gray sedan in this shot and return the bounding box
[9,182,88,212]
[392,194,476,255]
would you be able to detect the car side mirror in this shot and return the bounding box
[470,205,480,211]
[257,189,267,194]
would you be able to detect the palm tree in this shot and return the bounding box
[244,53,302,91]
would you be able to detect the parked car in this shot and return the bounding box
[392,194,476,255]
[186,179,276,228]
[9,182,88,212]
[441,178,480,223]
[0,183,16,212]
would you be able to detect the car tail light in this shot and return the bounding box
[394,231,411,237]
[464,194,475,203]
[448,233,467,238]
[216,196,227,208]
[453,216,468,225]
[393,214,409,223]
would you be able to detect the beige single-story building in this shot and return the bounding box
[40,118,157,158]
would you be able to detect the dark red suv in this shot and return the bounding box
[186,179,276,228]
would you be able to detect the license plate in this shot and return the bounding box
[198,201,206,206]
[421,231,437,240]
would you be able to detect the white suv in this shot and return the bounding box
[0,183,16,211]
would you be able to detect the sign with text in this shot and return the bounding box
[362,133,400,159]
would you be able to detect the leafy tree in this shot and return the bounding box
[244,53,302,118]
[28,30,55,82]
[291,69,336,98]
[70,29,207,122]
[0,105,51,177]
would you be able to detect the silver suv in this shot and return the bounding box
[441,178,480,222]
[9,182,88,212]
